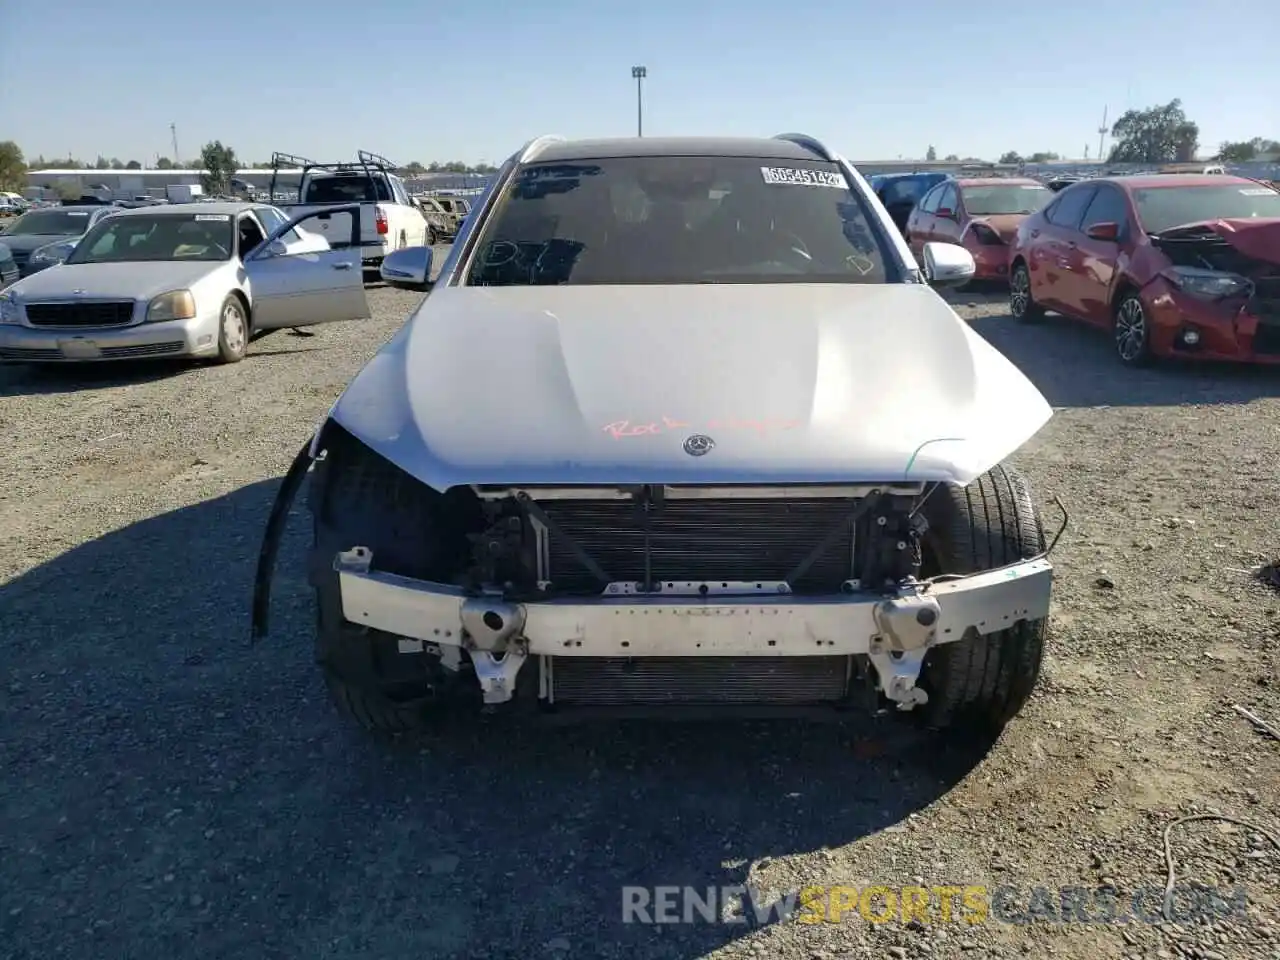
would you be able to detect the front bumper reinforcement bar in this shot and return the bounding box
[333,547,1054,710]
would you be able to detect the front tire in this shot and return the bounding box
[1009,261,1045,323]
[917,464,1048,733]
[216,295,248,364]
[1113,292,1154,367]
[308,430,481,733]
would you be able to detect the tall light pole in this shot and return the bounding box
[631,65,647,137]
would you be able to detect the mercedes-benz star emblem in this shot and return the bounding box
[683,434,715,457]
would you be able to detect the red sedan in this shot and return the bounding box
[906,178,1053,281]
[1007,175,1280,367]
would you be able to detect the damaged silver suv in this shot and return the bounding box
[253,134,1062,734]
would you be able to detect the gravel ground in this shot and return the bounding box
[2,273,1278,960]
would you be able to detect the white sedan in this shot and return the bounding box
[0,201,372,364]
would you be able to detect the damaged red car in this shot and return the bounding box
[907,178,1053,282]
[1008,174,1280,366]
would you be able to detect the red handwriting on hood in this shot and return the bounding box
[601,416,802,440]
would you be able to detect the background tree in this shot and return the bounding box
[94,155,110,169]
[156,157,174,170]
[944,153,959,161]
[999,150,1022,164]
[125,159,142,169]
[53,181,82,200]
[403,161,426,176]
[1028,151,1060,163]
[109,158,124,170]
[925,145,937,161]
[1173,122,1198,162]
[1108,99,1199,164]
[0,141,27,191]
[198,141,238,195]
[1215,137,1280,163]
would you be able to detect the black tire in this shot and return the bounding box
[308,431,480,733]
[1009,261,1045,323]
[917,464,1048,732]
[1113,291,1154,367]
[216,294,248,363]
[427,225,439,246]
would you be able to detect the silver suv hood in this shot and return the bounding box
[329,283,1051,490]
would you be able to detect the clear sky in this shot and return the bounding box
[3,0,1276,167]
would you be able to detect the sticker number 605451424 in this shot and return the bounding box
[760,167,846,188]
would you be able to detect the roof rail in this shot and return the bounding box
[519,135,566,164]
[270,151,316,170]
[772,133,833,161]
[357,149,398,171]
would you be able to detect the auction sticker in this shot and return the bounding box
[195,214,231,221]
[761,167,846,188]
[1239,188,1275,196]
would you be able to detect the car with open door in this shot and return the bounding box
[0,201,371,365]
[1008,174,1280,366]
[907,178,1053,283]
[252,133,1061,740]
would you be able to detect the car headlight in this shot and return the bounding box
[0,293,20,324]
[1162,266,1251,300]
[146,289,196,322]
[29,240,77,265]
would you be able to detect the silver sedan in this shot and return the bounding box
[0,200,372,364]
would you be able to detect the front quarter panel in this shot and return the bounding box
[905,319,1053,485]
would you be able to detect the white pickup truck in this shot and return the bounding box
[270,150,429,280]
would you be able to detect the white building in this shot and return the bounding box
[23,167,306,200]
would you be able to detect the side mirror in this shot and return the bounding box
[936,206,955,219]
[921,241,976,289]
[380,245,433,291]
[265,240,288,258]
[1085,221,1119,242]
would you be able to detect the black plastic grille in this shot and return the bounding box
[26,301,135,327]
[550,655,850,705]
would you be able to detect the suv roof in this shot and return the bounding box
[530,136,828,163]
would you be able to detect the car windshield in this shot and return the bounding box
[962,184,1052,215]
[303,174,392,203]
[880,179,930,206]
[465,156,895,286]
[1,209,95,236]
[1134,183,1280,235]
[67,213,235,264]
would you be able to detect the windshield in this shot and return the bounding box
[880,178,934,206]
[303,174,392,203]
[1,209,95,236]
[465,156,895,286]
[1134,183,1280,235]
[67,213,235,264]
[962,183,1052,215]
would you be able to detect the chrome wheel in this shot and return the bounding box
[1115,297,1146,362]
[1010,268,1030,317]
[221,301,246,355]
